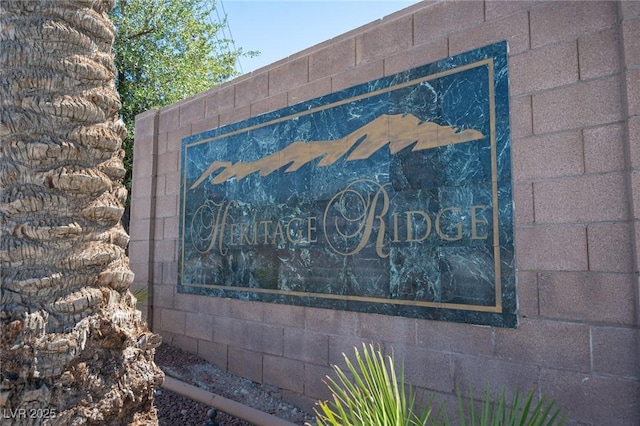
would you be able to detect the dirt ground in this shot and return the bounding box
[153,344,316,426]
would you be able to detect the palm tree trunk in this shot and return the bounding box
[0,1,163,424]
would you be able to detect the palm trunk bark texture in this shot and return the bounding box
[0,0,163,424]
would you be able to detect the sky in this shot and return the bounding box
[217,0,421,74]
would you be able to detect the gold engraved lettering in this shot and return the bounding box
[470,205,489,240]
[239,222,253,245]
[323,179,390,258]
[308,216,318,243]
[228,222,239,246]
[190,200,235,255]
[392,212,400,243]
[259,220,272,244]
[286,218,304,244]
[406,210,432,242]
[435,207,463,241]
[272,221,285,245]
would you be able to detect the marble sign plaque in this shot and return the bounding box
[179,41,516,327]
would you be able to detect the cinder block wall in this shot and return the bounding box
[130,1,640,423]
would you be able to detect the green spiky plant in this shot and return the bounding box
[314,343,440,426]
[450,385,567,426]
[314,344,567,426]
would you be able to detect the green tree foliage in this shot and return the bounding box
[110,0,256,194]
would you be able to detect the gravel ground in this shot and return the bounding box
[154,344,317,426]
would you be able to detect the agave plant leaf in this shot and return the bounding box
[314,343,438,426]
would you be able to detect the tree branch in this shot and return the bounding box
[128,27,156,40]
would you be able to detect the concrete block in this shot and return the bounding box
[627,68,640,117]
[134,109,158,141]
[621,1,640,18]
[130,262,148,287]
[130,197,151,222]
[229,299,264,322]
[623,17,640,68]
[452,354,539,399]
[515,225,587,271]
[538,272,636,324]
[166,126,192,153]
[328,335,375,368]
[213,316,244,347]
[198,339,228,370]
[384,38,448,77]
[530,1,617,48]
[386,344,453,393]
[587,223,634,273]
[578,27,620,80]
[416,320,494,356]
[161,262,178,285]
[583,123,625,173]
[132,137,155,165]
[628,117,640,168]
[288,77,332,106]
[153,284,174,309]
[539,369,640,425]
[532,76,621,134]
[331,60,384,93]
[219,105,251,128]
[309,38,355,81]
[185,312,214,341]
[516,271,539,319]
[216,316,283,356]
[305,307,358,336]
[132,156,154,180]
[157,150,179,175]
[533,173,628,223]
[509,96,533,139]
[205,84,235,117]
[156,132,168,156]
[228,347,263,383]
[179,97,205,128]
[355,15,412,65]
[174,293,200,313]
[494,318,590,371]
[163,216,180,240]
[414,1,484,44]
[449,11,530,56]
[160,308,186,335]
[153,239,176,263]
[304,363,334,401]
[262,303,305,328]
[155,194,178,219]
[284,328,329,365]
[191,115,219,136]
[269,57,308,95]
[170,334,198,355]
[235,72,269,107]
[251,92,288,117]
[242,322,284,356]
[158,105,180,134]
[510,41,579,96]
[591,326,640,378]
[357,312,416,345]
[513,182,534,225]
[129,240,150,264]
[198,295,231,318]
[130,174,152,200]
[263,355,305,394]
[485,0,536,21]
[512,130,583,180]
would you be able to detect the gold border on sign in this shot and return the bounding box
[179,57,502,314]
